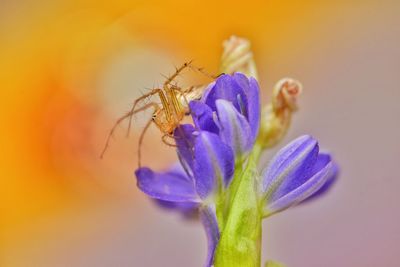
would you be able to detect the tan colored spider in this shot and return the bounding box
[100,61,216,166]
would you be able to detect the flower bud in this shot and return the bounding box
[261,135,338,216]
[258,78,302,149]
[220,35,258,79]
[272,78,302,112]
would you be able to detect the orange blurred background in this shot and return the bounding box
[1,1,399,266]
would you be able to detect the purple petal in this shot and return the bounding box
[262,135,318,199]
[150,163,200,217]
[301,155,339,203]
[230,73,251,113]
[189,101,219,134]
[168,161,190,176]
[203,74,247,112]
[199,81,216,104]
[154,199,199,218]
[135,167,200,202]
[174,124,196,173]
[246,76,261,141]
[267,156,336,212]
[193,131,235,199]
[215,99,252,155]
[199,205,220,267]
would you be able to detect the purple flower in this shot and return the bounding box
[134,73,338,266]
[261,135,338,216]
[190,73,261,157]
[135,73,260,266]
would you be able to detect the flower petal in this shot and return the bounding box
[232,72,261,143]
[199,81,216,104]
[199,205,220,267]
[154,199,199,218]
[215,99,252,155]
[300,154,339,203]
[246,76,261,140]
[203,74,246,112]
[262,135,319,201]
[189,100,219,133]
[174,124,196,173]
[150,163,199,217]
[135,167,199,202]
[193,131,235,199]
[267,156,336,212]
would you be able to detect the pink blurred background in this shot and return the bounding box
[1,1,399,266]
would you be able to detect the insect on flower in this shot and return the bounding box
[100,61,218,166]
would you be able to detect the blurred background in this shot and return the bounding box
[1,1,399,266]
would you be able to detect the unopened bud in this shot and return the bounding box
[258,78,302,149]
[220,35,258,79]
[272,78,302,112]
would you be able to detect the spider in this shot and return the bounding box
[100,61,217,167]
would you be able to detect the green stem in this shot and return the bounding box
[214,156,262,267]
[223,144,263,227]
[252,142,263,164]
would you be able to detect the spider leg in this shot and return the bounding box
[187,63,219,79]
[163,61,193,89]
[100,102,158,159]
[172,87,190,104]
[127,88,166,137]
[162,128,195,151]
[161,133,177,147]
[170,87,191,116]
